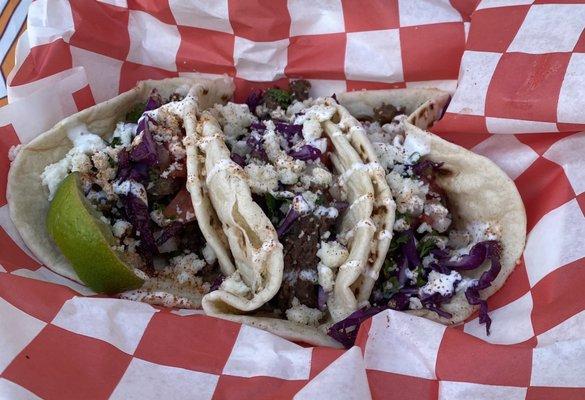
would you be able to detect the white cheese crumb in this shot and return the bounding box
[170,253,207,285]
[318,263,335,292]
[317,241,349,269]
[420,270,462,297]
[244,163,279,194]
[409,297,423,310]
[302,117,322,141]
[299,269,318,284]
[285,298,323,326]
[112,122,136,147]
[113,180,148,204]
[112,220,132,238]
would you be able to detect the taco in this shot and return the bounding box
[189,81,394,347]
[8,77,239,308]
[327,90,526,347]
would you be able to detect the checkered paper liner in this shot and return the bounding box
[0,1,584,399]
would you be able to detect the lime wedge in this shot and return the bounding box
[47,173,144,293]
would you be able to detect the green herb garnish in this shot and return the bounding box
[382,276,401,298]
[265,193,278,220]
[417,237,437,258]
[415,267,427,287]
[264,88,292,109]
[110,137,122,148]
[107,154,117,167]
[389,233,409,253]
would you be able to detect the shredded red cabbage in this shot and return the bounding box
[288,145,321,161]
[276,204,300,237]
[403,230,421,268]
[210,276,224,292]
[439,241,499,271]
[250,122,266,132]
[145,89,162,111]
[116,149,149,182]
[464,241,502,334]
[130,119,159,166]
[411,160,443,177]
[327,306,387,348]
[275,122,303,139]
[246,132,268,161]
[246,89,263,114]
[230,153,246,167]
[121,193,158,264]
[396,254,409,286]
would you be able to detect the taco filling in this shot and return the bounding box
[40,90,222,307]
[366,114,503,329]
[209,80,353,326]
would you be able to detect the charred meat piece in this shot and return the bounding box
[179,221,207,254]
[373,103,399,125]
[289,80,311,102]
[274,214,337,311]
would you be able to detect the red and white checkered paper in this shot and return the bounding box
[1,1,584,399]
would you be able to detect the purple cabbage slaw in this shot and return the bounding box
[327,306,387,349]
[327,239,503,348]
[117,89,165,266]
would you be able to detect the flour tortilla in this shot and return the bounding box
[194,99,388,347]
[338,89,526,325]
[8,77,236,307]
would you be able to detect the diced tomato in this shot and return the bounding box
[418,213,434,228]
[163,187,196,222]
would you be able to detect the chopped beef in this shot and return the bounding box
[148,173,184,198]
[200,262,222,286]
[373,103,399,125]
[178,221,207,253]
[289,80,311,102]
[273,213,337,311]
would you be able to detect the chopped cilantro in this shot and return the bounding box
[408,152,421,164]
[265,193,278,220]
[415,267,427,287]
[110,137,122,148]
[389,233,409,253]
[381,276,401,298]
[315,196,324,206]
[417,237,437,258]
[107,154,116,167]
[396,211,413,224]
[264,88,292,109]
[126,102,146,123]
[382,259,397,278]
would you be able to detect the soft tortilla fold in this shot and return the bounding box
[337,89,526,324]
[8,77,236,306]
[190,99,394,347]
